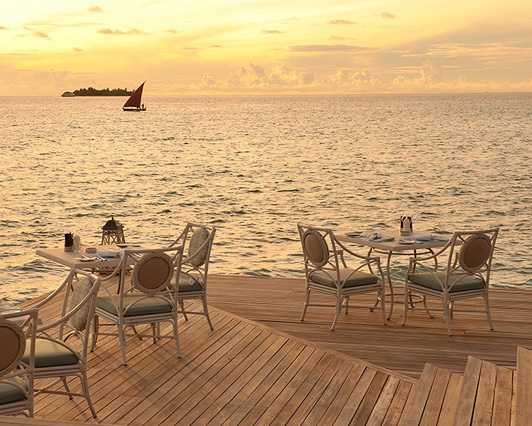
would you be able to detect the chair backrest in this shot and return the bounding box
[298,224,344,276]
[0,318,26,377]
[301,227,330,268]
[118,246,184,297]
[169,223,216,281]
[30,269,101,345]
[0,308,37,416]
[445,228,499,280]
[68,272,101,332]
[131,251,176,295]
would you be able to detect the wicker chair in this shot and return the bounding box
[0,308,38,418]
[168,223,216,330]
[21,270,100,418]
[91,246,184,366]
[402,228,499,336]
[297,223,387,331]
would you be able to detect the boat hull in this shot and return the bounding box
[122,106,146,111]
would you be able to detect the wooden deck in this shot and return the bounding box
[4,274,531,425]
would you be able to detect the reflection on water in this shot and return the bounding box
[1,93,532,305]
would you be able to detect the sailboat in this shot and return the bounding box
[122,82,146,111]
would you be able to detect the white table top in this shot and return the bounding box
[337,229,449,252]
[36,246,125,270]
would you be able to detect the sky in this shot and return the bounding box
[1,0,531,96]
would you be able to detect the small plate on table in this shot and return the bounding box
[345,232,362,238]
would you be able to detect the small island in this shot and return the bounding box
[61,87,134,97]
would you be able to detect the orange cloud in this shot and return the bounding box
[329,20,356,25]
[97,28,146,35]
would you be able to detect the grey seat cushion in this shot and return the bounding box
[0,378,27,404]
[97,295,173,317]
[408,271,485,292]
[22,338,79,368]
[310,268,378,288]
[176,272,203,293]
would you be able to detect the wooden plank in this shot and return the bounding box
[491,365,513,426]
[421,367,452,426]
[515,346,532,426]
[400,364,438,425]
[381,379,414,426]
[349,371,392,426]
[453,356,482,426]
[326,366,375,425]
[366,375,401,425]
[472,360,497,425]
[438,373,463,426]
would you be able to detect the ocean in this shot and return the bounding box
[1,93,531,307]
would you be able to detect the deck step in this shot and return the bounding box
[399,363,462,426]
[516,346,532,426]
[453,356,514,426]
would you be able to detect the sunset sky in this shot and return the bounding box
[1,0,531,96]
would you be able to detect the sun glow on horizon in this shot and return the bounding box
[1,0,531,96]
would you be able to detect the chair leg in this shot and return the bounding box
[173,317,182,358]
[442,300,453,336]
[379,289,386,325]
[179,300,189,321]
[484,294,494,330]
[81,371,98,418]
[90,315,99,352]
[301,287,310,322]
[330,296,342,331]
[402,289,409,326]
[202,297,214,330]
[118,325,128,366]
[423,296,435,319]
[61,377,72,398]
[150,323,157,344]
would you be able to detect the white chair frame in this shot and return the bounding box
[169,223,216,330]
[298,223,387,331]
[91,246,184,366]
[0,308,38,418]
[24,269,100,418]
[402,228,499,336]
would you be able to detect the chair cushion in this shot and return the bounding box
[188,228,210,267]
[408,271,486,292]
[310,268,378,288]
[0,377,27,404]
[97,295,173,317]
[177,272,203,292]
[69,276,92,331]
[22,338,79,368]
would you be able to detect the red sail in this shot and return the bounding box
[123,82,144,109]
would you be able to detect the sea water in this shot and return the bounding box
[1,93,531,306]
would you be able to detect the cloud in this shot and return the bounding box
[97,28,146,35]
[329,20,356,25]
[19,27,52,40]
[290,44,371,52]
[381,12,396,19]
[73,47,83,52]
[88,6,102,13]
[261,29,285,34]
[426,42,532,64]
[197,63,315,91]
[0,26,10,31]
[166,29,178,34]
